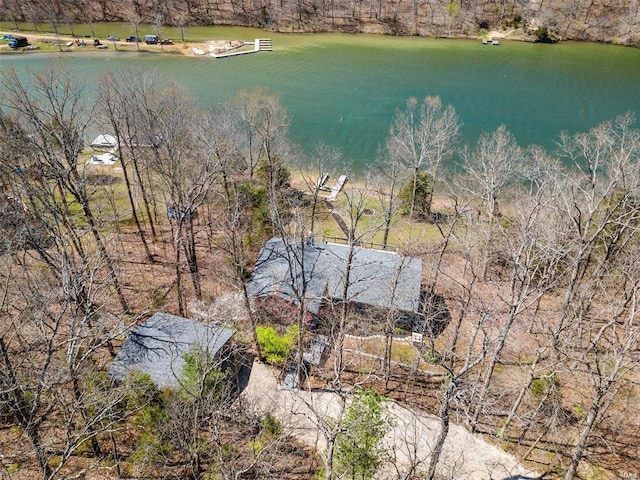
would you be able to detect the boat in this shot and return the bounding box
[492,39,500,45]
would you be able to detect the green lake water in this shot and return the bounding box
[2,26,640,168]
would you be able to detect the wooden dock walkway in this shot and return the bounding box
[210,38,272,58]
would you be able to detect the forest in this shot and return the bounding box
[1,65,639,479]
[0,0,639,46]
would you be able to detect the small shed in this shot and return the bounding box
[91,134,118,150]
[109,313,235,389]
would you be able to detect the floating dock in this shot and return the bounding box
[210,38,272,58]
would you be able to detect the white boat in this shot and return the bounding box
[492,39,500,45]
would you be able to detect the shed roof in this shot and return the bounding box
[246,237,422,316]
[91,134,118,149]
[109,313,234,389]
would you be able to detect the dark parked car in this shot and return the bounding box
[9,36,29,48]
[125,36,140,43]
[160,38,174,45]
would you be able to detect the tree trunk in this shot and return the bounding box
[410,166,419,221]
[226,179,262,360]
[130,151,157,239]
[324,437,336,480]
[242,282,263,361]
[564,399,601,480]
[115,138,154,262]
[28,422,53,479]
[71,372,102,457]
[471,306,518,431]
[79,196,129,313]
[174,228,185,316]
[310,191,320,233]
[383,212,392,248]
[296,304,306,386]
[499,374,534,439]
[0,338,52,479]
[427,376,453,480]
[184,215,202,299]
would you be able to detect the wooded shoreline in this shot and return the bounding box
[1,0,639,48]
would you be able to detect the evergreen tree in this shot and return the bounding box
[335,388,391,480]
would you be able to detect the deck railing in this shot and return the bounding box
[320,235,398,253]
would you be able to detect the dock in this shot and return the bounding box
[210,38,272,58]
[325,174,347,201]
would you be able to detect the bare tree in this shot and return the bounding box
[386,96,459,221]
[407,152,565,476]
[459,124,523,280]
[101,69,161,240]
[0,216,131,479]
[175,11,188,42]
[553,113,640,308]
[135,84,220,313]
[560,261,640,480]
[0,273,59,478]
[97,69,155,262]
[217,180,264,359]
[550,113,640,478]
[0,107,134,476]
[415,196,486,479]
[327,174,387,390]
[0,65,129,314]
[466,158,564,432]
[229,87,290,183]
[374,145,405,249]
[200,107,265,359]
[299,141,342,233]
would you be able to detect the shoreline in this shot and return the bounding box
[1,27,544,58]
[0,30,249,57]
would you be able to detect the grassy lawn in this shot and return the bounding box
[311,194,445,249]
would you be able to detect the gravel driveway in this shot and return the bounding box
[241,360,539,479]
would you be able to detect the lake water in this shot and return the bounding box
[3,27,640,168]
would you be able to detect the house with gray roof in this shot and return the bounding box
[109,312,235,389]
[246,237,423,327]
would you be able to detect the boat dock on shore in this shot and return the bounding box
[210,38,272,58]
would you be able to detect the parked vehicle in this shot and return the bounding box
[160,38,174,45]
[125,36,140,43]
[144,34,159,45]
[8,36,28,48]
[107,35,119,41]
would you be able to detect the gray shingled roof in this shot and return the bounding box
[109,313,235,389]
[246,237,422,316]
